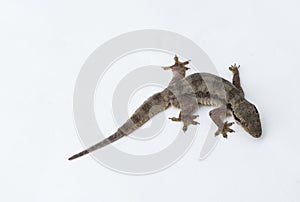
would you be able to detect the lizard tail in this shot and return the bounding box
[68,130,125,160]
[68,88,172,161]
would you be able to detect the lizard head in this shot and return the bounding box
[232,100,262,138]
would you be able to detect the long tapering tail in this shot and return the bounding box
[68,89,172,161]
[68,130,125,160]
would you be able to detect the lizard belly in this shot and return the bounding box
[198,97,213,106]
[197,96,225,107]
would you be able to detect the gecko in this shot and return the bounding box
[69,56,262,161]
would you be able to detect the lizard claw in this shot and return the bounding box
[174,55,179,63]
[162,66,171,70]
[192,121,200,125]
[192,115,199,119]
[182,60,191,66]
[169,116,181,122]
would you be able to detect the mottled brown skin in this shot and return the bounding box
[68,56,262,161]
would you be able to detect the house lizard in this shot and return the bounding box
[69,56,262,160]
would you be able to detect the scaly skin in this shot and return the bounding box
[69,56,262,161]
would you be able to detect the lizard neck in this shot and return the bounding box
[228,95,246,110]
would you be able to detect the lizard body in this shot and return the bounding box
[69,56,262,161]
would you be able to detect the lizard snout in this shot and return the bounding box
[249,122,262,138]
[253,132,262,138]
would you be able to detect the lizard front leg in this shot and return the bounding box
[169,96,199,132]
[209,106,235,138]
[229,64,244,97]
[162,55,190,85]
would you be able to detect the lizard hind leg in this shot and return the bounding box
[229,63,244,97]
[169,96,200,132]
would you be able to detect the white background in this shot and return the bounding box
[1,0,300,201]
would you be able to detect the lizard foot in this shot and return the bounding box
[182,115,200,132]
[229,63,240,74]
[215,121,235,138]
[162,55,190,72]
